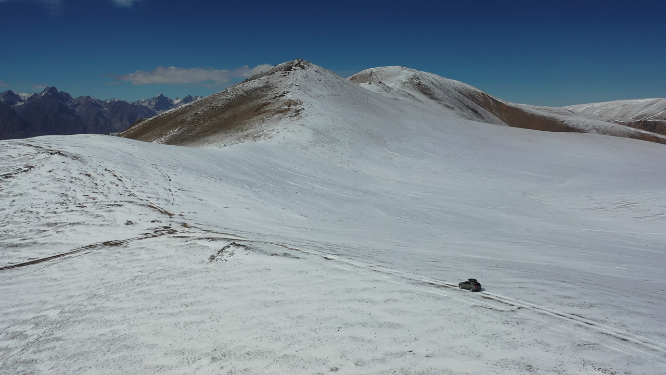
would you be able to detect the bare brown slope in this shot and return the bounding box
[422,79,666,145]
[616,120,666,136]
[120,61,306,145]
[460,90,583,133]
[410,74,666,144]
[467,94,666,145]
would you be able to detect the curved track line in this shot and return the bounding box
[325,255,666,369]
[369,263,666,356]
[259,241,666,361]
[0,227,177,272]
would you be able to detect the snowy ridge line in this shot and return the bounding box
[254,240,666,359]
[0,226,179,271]
[647,109,666,120]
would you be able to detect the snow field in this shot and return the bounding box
[2,232,661,374]
[1,64,666,373]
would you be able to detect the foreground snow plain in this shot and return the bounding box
[2,66,666,373]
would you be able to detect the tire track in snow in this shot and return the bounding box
[257,240,666,364]
[0,226,178,272]
[4,220,664,368]
[327,256,666,369]
[374,264,666,357]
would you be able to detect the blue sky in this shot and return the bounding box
[1,0,664,106]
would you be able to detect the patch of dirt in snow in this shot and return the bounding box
[208,242,249,262]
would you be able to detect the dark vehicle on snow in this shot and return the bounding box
[459,278,482,292]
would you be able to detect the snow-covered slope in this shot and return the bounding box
[348,66,505,125]
[566,98,666,136]
[3,60,666,374]
[351,66,666,144]
[4,117,666,373]
[566,98,666,122]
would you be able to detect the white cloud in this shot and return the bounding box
[1,0,62,6]
[115,64,272,86]
[0,0,141,11]
[111,0,143,7]
[0,0,62,15]
[0,81,10,88]
[40,0,59,6]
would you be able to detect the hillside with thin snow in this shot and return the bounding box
[566,98,666,136]
[351,66,666,143]
[566,98,666,122]
[2,59,666,374]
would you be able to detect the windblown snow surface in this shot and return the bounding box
[566,98,666,123]
[2,63,666,374]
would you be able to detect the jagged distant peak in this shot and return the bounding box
[0,90,22,105]
[1,90,36,106]
[37,86,74,104]
[174,95,202,105]
[41,86,63,96]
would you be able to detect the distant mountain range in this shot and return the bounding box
[0,87,202,140]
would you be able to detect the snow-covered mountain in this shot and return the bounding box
[0,90,34,106]
[0,88,202,140]
[566,98,666,136]
[122,60,666,146]
[350,66,666,142]
[2,60,666,374]
[134,93,203,113]
[566,98,666,122]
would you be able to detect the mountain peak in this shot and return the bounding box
[41,86,58,95]
[0,90,22,106]
[271,58,313,72]
[349,66,433,86]
[244,58,316,82]
[39,86,73,104]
